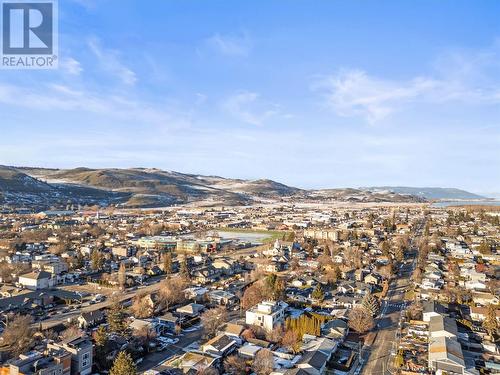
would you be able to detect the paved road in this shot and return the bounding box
[361,220,423,375]
[361,273,410,374]
[136,310,241,373]
[137,326,203,373]
[36,277,166,330]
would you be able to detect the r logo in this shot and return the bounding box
[2,2,53,55]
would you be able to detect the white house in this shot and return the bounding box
[18,271,54,290]
[464,280,487,291]
[246,300,288,332]
[423,301,446,322]
[447,242,473,258]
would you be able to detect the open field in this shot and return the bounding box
[214,227,293,243]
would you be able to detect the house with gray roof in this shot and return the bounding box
[428,336,465,375]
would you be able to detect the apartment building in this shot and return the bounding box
[47,336,93,375]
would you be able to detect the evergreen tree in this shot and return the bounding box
[163,252,173,275]
[380,241,391,257]
[75,251,85,269]
[110,351,136,375]
[108,300,128,334]
[264,273,285,300]
[94,326,109,370]
[94,325,109,347]
[91,250,104,271]
[285,312,329,337]
[311,284,324,302]
[265,273,277,291]
[478,240,493,255]
[362,292,380,317]
[394,245,404,262]
[180,258,190,279]
[118,262,126,290]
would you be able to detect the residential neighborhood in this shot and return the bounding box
[0,202,497,374]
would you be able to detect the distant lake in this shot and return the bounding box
[431,200,500,207]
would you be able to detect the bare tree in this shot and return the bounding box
[265,324,284,344]
[344,246,362,269]
[348,307,374,335]
[131,293,154,318]
[61,325,83,341]
[48,240,72,256]
[241,328,256,341]
[378,264,394,279]
[487,279,500,296]
[162,252,173,275]
[406,301,422,320]
[0,314,33,357]
[0,261,13,282]
[281,329,300,353]
[224,355,247,375]
[241,283,265,310]
[158,277,188,311]
[249,325,266,340]
[133,325,156,351]
[325,265,342,284]
[201,306,228,338]
[317,253,333,269]
[252,349,274,375]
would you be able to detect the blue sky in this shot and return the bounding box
[1,0,499,194]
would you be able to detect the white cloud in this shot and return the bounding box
[314,42,500,123]
[205,32,252,57]
[88,37,137,85]
[313,70,439,122]
[0,81,186,129]
[221,91,280,126]
[60,57,83,76]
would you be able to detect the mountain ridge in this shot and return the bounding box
[0,165,486,209]
[363,186,487,200]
